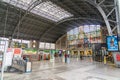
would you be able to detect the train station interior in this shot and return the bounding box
[0,0,120,80]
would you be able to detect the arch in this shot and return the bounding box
[85,0,112,35]
[39,17,103,41]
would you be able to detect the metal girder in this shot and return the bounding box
[11,0,46,39]
[57,17,103,25]
[39,16,103,41]
[101,5,115,7]
[112,26,117,33]
[84,2,102,20]
[108,19,117,23]
[3,2,10,38]
[68,0,94,24]
[24,16,52,26]
[115,0,120,34]
[45,34,61,38]
[106,7,115,17]
[98,0,105,6]
[20,28,40,35]
[41,37,56,42]
[21,24,45,32]
[85,0,113,35]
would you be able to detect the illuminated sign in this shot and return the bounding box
[106,36,118,51]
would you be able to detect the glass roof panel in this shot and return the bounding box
[3,0,73,22]
[3,0,33,10]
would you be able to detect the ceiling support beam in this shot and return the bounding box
[68,0,93,24]
[115,0,120,34]
[56,17,103,25]
[101,5,115,8]
[98,0,105,6]
[108,19,117,23]
[4,6,9,37]
[106,7,115,18]
[112,26,117,33]
[85,0,116,35]
[39,17,103,41]
[12,0,46,39]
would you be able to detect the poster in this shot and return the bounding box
[14,48,22,54]
[107,36,118,51]
[14,48,22,58]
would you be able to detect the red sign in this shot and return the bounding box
[116,54,120,61]
[14,48,21,55]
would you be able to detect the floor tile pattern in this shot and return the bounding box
[2,58,120,80]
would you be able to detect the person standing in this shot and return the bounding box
[80,52,83,60]
[65,53,68,63]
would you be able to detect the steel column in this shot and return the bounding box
[115,0,120,34]
[85,0,112,35]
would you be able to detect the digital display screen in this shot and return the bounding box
[107,36,118,51]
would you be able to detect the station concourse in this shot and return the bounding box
[0,0,120,80]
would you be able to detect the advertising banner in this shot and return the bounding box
[13,48,22,58]
[106,36,118,51]
[23,48,37,54]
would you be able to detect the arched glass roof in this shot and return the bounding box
[3,0,73,22]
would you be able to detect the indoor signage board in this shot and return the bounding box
[106,36,118,51]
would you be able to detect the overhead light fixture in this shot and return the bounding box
[3,0,73,22]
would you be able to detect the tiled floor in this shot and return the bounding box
[3,57,120,80]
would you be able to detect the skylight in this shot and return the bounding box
[3,0,33,10]
[3,0,73,22]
